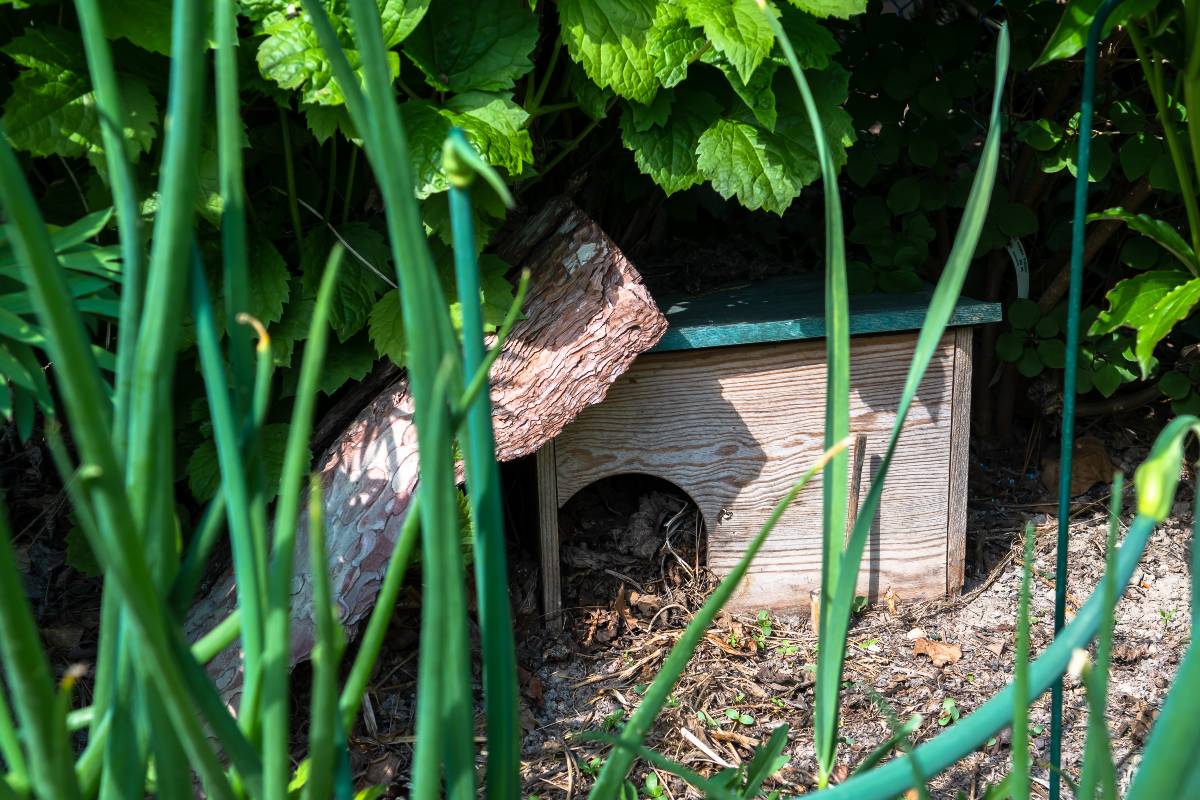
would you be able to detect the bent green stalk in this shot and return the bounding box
[1051,3,1122,797]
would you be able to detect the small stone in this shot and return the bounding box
[905,627,928,641]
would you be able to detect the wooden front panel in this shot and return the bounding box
[553,332,957,609]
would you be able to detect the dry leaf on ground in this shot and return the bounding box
[913,638,962,667]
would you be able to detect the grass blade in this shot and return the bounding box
[588,438,851,797]
[339,496,420,730]
[189,248,267,730]
[1011,522,1034,800]
[264,244,345,799]
[305,474,343,800]
[448,129,521,800]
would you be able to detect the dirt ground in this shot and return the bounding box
[348,414,1192,799]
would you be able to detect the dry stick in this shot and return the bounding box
[812,434,870,636]
[1037,178,1153,312]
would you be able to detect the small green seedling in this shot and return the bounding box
[725,708,755,726]
[581,757,603,777]
[937,697,960,727]
[697,710,720,729]
[602,709,627,732]
[641,772,664,798]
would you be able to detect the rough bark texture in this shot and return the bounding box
[184,197,667,702]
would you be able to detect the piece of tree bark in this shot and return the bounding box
[184,197,667,703]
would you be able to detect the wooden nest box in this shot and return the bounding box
[537,275,1000,621]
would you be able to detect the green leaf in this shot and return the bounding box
[1092,362,1124,397]
[1018,119,1065,152]
[368,289,406,366]
[1,28,159,165]
[100,0,174,55]
[65,524,101,577]
[316,333,377,395]
[685,0,777,84]
[402,100,454,198]
[996,331,1025,362]
[271,280,315,367]
[886,176,920,214]
[1119,133,1159,181]
[1033,0,1160,67]
[188,423,302,502]
[625,92,676,133]
[257,0,427,106]
[646,1,706,88]
[302,225,390,341]
[1158,371,1191,400]
[568,61,616,120]
[232,236,292,329]
[1087,208,1199,273]
[909,137,937,168]
[621,87,721,194]
[1090,270,1186,335]
[992,201,1038,238]
[440,92,534,176]
[710,56,778,130]
[405,0,538,92]
[1134,278,1200,377]
[1016,346,1044,377]
[1037,338,1065,369]
[777,7,840,69]
[877,269,922,293]
[304,104,360,144]
[1065,136,1112,181]
[1008,298,1040,330]
[695,66,852,214]
[559,0,660,103]
[783,0,866,20]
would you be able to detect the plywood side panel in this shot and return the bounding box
[553,332,957,610]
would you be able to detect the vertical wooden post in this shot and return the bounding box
[536,440,563,630]
[946,326,974,595]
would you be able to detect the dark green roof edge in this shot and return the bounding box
[648,275,1002,353]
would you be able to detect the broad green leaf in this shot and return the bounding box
[1134,278,1200,376]
[1065,136,1112,181]
[368,289,406,366]
[784,0,866,20]
[271,280,315,367]
[559,0,661,103]
[1,28,159,165]
[706,53,778,130]
[256,0,427,106]
[1159,370,1191,400]
[101,0,174,55]
[685,0,777,84]
[1090,269,1185,336]
[304,104,360,143]
[188,423,301,502]
[1088,208,1199,273]
[886,176,920,214]
[646,1,705,88]
[1016,346,1044,377]
[405,0,538,92]
[316,333,377,395]
[302,225,390,341]
[440,92,534,176]
[1037,338,1065,369]
[621,87,720,194]
[1119,133,1159,181]
[402,100,454,198]
[695,66,852,214]
[1008,298,1040,330]
[243,237,292,327]
[996,331,1024,362]
[625,92,676,133]
[1032,0,1161,67]
[1018,118,1064,152]
[777,7,839,69]
[1092,362,1125,397]
[568,61,616,120]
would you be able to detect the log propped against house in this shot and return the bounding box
[185,197,668,702]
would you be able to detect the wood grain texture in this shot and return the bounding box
[554,331,959,610]
[185,198,667,702]
[946,326,974,596]
[537,441,562,630]
[652,276,1001,352]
